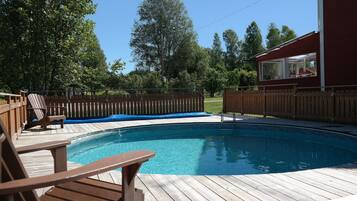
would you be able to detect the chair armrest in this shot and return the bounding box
[17,140,70,173]
[0,150,155,195]
[16,140,70,154]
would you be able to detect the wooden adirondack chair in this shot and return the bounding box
[0,120,155,201]
[27,94,66,129]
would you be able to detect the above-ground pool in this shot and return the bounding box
[68,123,357,175]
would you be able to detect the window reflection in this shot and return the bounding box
[260,53,317,81]
[288,53,317,78]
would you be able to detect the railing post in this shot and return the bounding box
[5,96,13,139]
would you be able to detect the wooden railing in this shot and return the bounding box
[223,86,357,124]
[0,92,27,139]
[44,92,204,119]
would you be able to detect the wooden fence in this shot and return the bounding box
[223,86,357,124]
[0,92,27,139]
[44,92,204,119]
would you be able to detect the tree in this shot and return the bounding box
[130,0,195,77]
[79,23,108,91]
[223,29,241,70]
[226,68,241,87]
[105,59,126,90]
[266,23,281,49]
[109,59,126,75]
[238,70,257,87]
[81,67,107,93]
[210,33,224,69]
[281,25,297,42]
[241,21,264,70]
[204,68,226,97]
[0,0,97,92]
[226,69,257,88]
[123,72,144,92]
[266,23,297,49]
[169,70,196,91]
[142,72,165,93]
[167,41,209,87]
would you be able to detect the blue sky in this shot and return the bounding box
[90,0,318,73]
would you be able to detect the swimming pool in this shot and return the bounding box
[68,123,357,175]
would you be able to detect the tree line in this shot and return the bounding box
[0,0,296,96]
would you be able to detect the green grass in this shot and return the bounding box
[204,97,223,114]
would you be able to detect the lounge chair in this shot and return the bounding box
[27,94,66,129]
[0,120,155,201]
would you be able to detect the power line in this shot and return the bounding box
[197,0,264,30]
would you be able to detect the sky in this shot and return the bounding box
[90,0,318,73]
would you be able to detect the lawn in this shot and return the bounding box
[204,97,223,114]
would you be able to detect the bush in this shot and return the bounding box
[226,69,257,88]
[204,68,227,97]
[238,69,257,87]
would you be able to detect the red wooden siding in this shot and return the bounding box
[323,0,357,86]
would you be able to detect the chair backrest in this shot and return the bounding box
[27,94,47,121]
[0,120,39,201]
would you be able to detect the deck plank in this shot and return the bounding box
[166,175,208,201]
[288,171,353,196]
[209,176,264,201]
[138,174,174,201]
[194,176,243,201]
[180,176,225,201]
[151,174,191,201]
[239,175,297,201]
[243,174,312,201]
[271,173,339,200]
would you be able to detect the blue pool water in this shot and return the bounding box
[64,112,210,124]
[68,123,357,175]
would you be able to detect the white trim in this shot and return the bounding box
[318,0,326,91]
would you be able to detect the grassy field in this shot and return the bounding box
[204,97,223,114]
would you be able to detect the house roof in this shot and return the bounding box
[255,31,318,59]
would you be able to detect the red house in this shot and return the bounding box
[255,0,357,89]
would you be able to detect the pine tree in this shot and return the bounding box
[210,33,224,69]
[241,21,264,70]
[223,29,241,70]
[266,23,282,49]
[281,25,297,42]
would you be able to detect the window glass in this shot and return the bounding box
[288,53,317,78]
[261,60,284,81]
[259,53,317,81]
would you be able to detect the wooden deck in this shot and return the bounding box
[14,116,357,201]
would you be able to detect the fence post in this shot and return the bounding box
[223,89,226,113]
[293,86,297,119]
[331,87,336,122]
[240,89,244,116]
[263,87,267,118]
[200,89,204,112]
